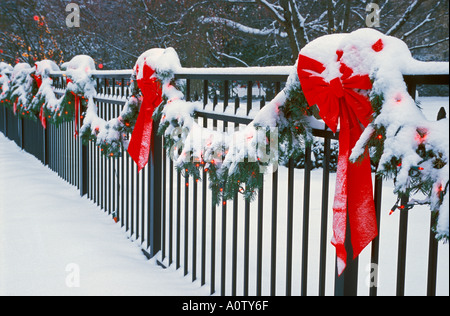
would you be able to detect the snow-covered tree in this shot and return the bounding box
[1,1,448,68]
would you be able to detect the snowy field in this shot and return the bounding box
[0,135,209,296]
[0,96,448,296]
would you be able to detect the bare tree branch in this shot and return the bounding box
[200,16,288,38]
[256,0,286,23]
[385,0,422,36]
[409,37,449,50]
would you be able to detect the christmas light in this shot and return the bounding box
[372,39,384,52]
[415,129,428,143]
[389,207,396,216]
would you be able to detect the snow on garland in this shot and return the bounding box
[155,67,313,204]
[0,62,13,101]
[0,29,448,248]
[0,62,38,119]
[0,58,91,131]
[346,29,449,242]
[295,28,448,273]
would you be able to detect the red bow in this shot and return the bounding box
[72,93,81,137]
[32,65,43,89]
[33,66,46,129]
[13,97,18,115]
[66,77,81,137]
[39,106,47,129]
[127,63,163,172]
[298,53,378,276]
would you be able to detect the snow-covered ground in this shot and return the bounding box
[0,134,209,296]
[0,96,448,296]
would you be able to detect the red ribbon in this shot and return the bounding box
[13,97,18,115]
[39,106,47,129]
[66,77,81,137]
[32,65,43,89]
[72,93,80,137]
[33,65,46,129]
[298,53,378,276]
[127,63,163,172]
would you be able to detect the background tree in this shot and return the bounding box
[1,0,448,69]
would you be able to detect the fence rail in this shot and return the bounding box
[0,67,448,296]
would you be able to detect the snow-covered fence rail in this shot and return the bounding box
[0,67,448,296]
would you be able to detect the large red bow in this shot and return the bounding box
[32,66,46,129]
[65,77,81,137]
[72,93,80,137]
[127,63,162,172]
[298,53,378,276]
[32,65,43,89]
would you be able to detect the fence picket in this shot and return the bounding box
[1,69,447,297]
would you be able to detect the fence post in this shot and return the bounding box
[149,122,162,258]
[79,101,89,197]
[19,117,24,149]
[43,126,49,166]
[79,141,89,197]
[2,106,6,135]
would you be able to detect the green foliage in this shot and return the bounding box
[277,82,314,164]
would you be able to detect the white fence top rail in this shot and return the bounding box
[49,61,448,78]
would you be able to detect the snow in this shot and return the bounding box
[161,115,449,296]
[0,134,209,296]
[134,48,182,81]
[62,55,96,74]
[52,66,293,80]
[402,60,449,75]
[0,97,448,296]
[35,60,60,77]
[200,16,288,38]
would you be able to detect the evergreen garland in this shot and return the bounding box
[0,43,448,241]
[155,67,312,205]
[351,72,449,241]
